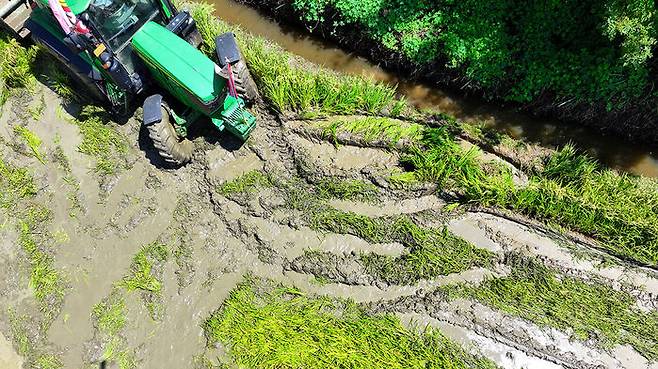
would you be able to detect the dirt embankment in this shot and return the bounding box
[232,0,658,145]
[0,76,656,369]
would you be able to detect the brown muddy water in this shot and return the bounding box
[206,0,658,178]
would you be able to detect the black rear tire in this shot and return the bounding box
[231,60,259,105]
[147,106,194,166]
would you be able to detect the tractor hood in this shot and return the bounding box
[132,22,224,105]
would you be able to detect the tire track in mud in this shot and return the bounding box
[1,86,657,369]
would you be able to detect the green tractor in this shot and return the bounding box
[0,0,259,165]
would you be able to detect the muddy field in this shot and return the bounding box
[1,74,657,369]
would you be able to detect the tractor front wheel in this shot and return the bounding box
[147,107,194,166]
[232,61,259,105]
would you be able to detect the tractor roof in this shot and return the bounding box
[39,0,92,14]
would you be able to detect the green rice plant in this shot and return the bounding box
[447,255,658,360]
[121,242,168,293]
[317,116,424,146]
[311,208,494,283]
[203,279,497,369]
[92,292,127,336]
[217,170,272,195]
[18,220,64,309]
[315,178,379,202]
[66,106,129,175]
[0,34,37,95]
[185,1,406,117]
[0,159,37,208]
[401,125,658,267]
[92,291,137,369]
[14,126,46,164]
[35,354,63,369]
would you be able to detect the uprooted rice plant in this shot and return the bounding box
[443,255,658,360]
[203,279,497,369]
[0,158,64,321]
[311,209,495,284]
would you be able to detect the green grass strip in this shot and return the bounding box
[445,255,658,360]
[317,116,424,146]
[204,280,497,369]
[217,170,272,196]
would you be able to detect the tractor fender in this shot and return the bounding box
[215,33,241,67]
[143,94,164,126]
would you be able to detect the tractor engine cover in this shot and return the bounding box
[131,22,226,115]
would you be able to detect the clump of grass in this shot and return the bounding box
[8,311,63,369]
[65,106,129,175]
[52,145,84,217]
[93,292,127,336]
[217,170,272,196]
[14,126,46,164]
[1,158,63,318]
[187,2,407,117]
[316,178,379,202]
[35,353,63,369]
[19,220,64,312]
[311,208,494,284]
[0,159,37,208]
[203,279,496,369]
[0,34,37,103]
[446,255,658,360]
[120,242,169,320]
[92,291,136,369]
[318,116,424,146]
[121,242,168,293]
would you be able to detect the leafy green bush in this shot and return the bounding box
[291,0,657,108]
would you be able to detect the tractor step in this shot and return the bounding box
[0,0,31,39]
[216,95,256,140]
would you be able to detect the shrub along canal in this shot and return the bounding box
[206,0,658,178]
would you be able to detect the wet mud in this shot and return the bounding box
[0,82,656,369]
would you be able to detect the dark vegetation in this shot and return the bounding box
[238,0,658,142]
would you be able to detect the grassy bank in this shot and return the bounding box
[444,255,658,360]
[203,279,496,369]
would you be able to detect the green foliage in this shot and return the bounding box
[14,126,46,164]
[448,255,658,360]
[317,116,422,146]
[311,209,494,283]
[66,106,129,175]
[217,170,272,195]
[0,159,37,208]
[0,34,37,103]
[93,292,127,336]
[203,280,497,369]
[121,242,168,293]
[401,126,658,267]
[291,0,657,108]
[187,2,406,116]
[316,178,379,202]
